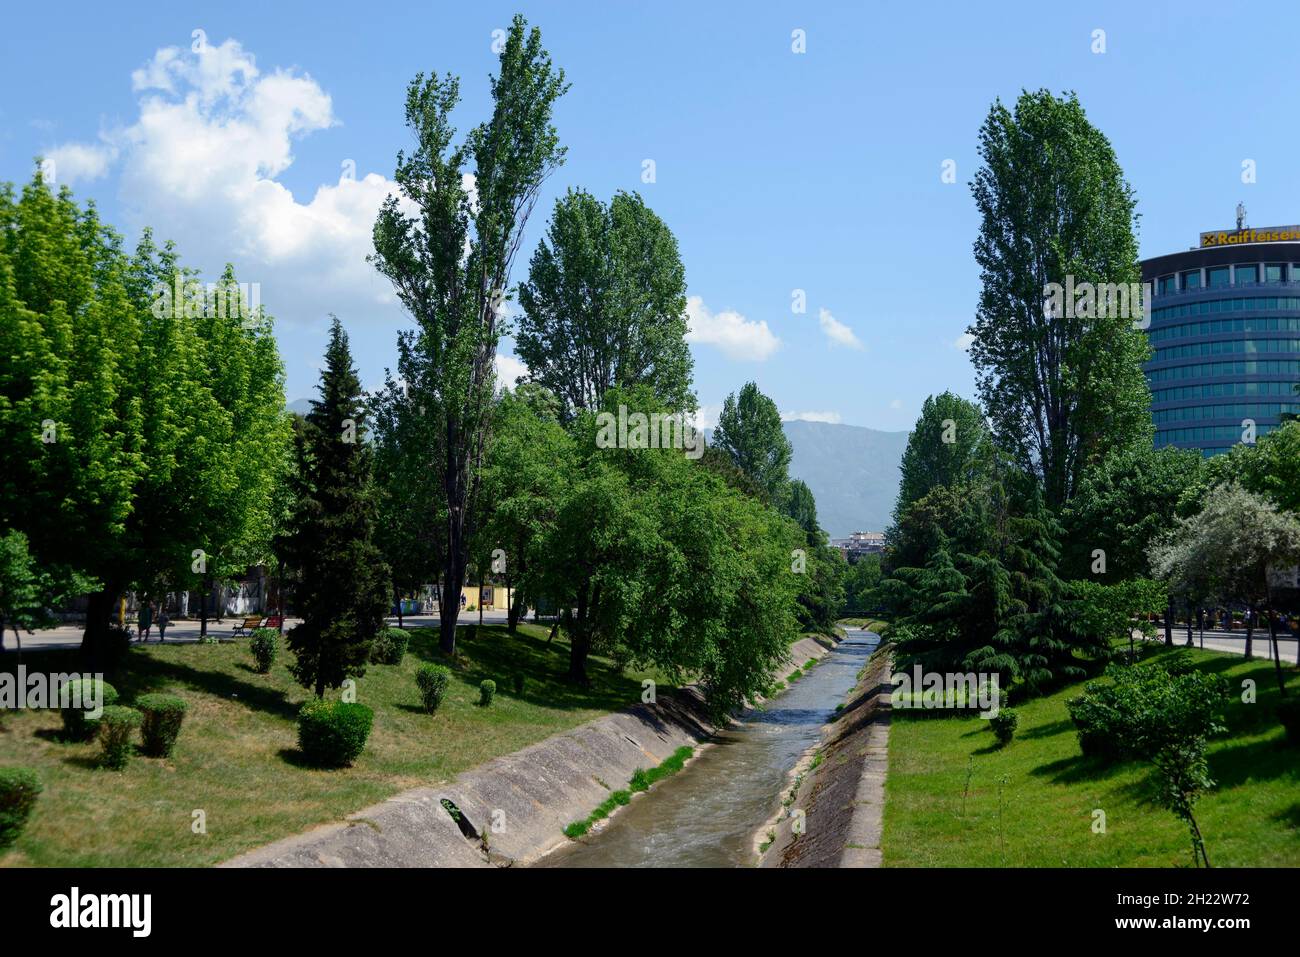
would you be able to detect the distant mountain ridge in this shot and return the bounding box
[783,420,908,538]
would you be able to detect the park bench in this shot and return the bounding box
[231,616,263,638]
[263,615,283,631]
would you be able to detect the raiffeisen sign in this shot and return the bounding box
[1200,225,1300,247]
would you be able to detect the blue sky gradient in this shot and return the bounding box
[2,1,1297,429]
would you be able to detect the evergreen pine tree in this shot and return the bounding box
[284,317,391,697]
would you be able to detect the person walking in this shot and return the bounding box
[138,599,154,642]
[156,602,170,642]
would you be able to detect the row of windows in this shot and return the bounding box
[1150,296,1300,324]
[1151,380,1300,403]
[1152,338,1300,362]
[1147,359,1300,382]
[1155,424,1278,445]
[1152,402,1300,424]
[1148,315,1300,342]
[1156,263,1300,295]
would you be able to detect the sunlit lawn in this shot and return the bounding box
[0,623,669,867]
[883,643,1300,867]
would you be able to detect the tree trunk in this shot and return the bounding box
[505,568,517,633]
[395,586,404,629]
[82,584,120,651]
[1244,604,1254,659]
[1164,602,1174,646]
[1185,607,1193,647]
[567,587,591,684]
[199,577,209,638]
[1267,606,1287,696]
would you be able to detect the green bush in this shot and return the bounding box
[479,679,496,707]
[249,628,278,673]
[296,700,374,768]
[1278,697,1300,746]
[136,694,188,758]
[989,709,1018,746]
[415,664,452,714]
[1067,658,1228,764]
[58,678,118,741]
[370,627,409,665]
[98,706,143,770]
[0,768,42,849]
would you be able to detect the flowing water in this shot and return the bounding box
[537,629,878,868]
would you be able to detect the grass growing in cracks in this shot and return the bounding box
[563,745,695,839]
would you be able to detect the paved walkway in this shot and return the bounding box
[1149,626,1299,665]
[3,609,513,653]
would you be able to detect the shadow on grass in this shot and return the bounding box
[1029,752,1138,785]
[117,653,300,721]
[1208,735,1299,790]
[1020,718,1074,740]
[406,626,649,715]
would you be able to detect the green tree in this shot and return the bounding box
[283,319,391,697]
[516,189,693,419]
[371,15,568,655]
[1150,483,1300,691]
[476,383,571,632]
[712,381,791,506]
[967,90,1152,508]
[894,392,993,522]
[1060,444,1203,580]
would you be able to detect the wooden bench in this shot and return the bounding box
[231,616,263,638]
[263,615,283,631]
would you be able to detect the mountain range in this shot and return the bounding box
[783,420,908,538]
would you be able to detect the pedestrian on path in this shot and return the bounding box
[156,603,170,642]
[138,600,154,642]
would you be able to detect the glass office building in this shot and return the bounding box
[1142,228,1300,456]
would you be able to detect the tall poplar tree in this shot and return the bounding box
[967,90,1152,509]
[712,381,792,507]
[371,14,568,654]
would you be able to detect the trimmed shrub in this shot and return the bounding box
[415,664,451,714]
[98,706,143,770]
[296,700,374,768]
[479,679,496,707]
[512,673,525,696]
[136,694,188,758]
[0,768,42,849]
[249,628,278,674]
[58,678,118,741]
[989,709,1018,746]
[1279,697,1300,746]
[370,627,409,666]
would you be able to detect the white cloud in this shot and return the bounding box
[44,142,118,184]
[781,410,842,424]
[690,403,722,431]
[817,308,863,350]
[953,331,975,351]
[48,37,406,329]
[494,352,529,388]
[685,296,780,361]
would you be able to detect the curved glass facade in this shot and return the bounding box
[1142,242,1300,456]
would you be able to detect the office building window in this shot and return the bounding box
[1208,266,1231,288]
[1157,274,1177,295]
[1181,270,1201,290]
[1235,264,1258,285]
[1265,263,1286,283]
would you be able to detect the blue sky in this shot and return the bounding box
[2,0,1297,430]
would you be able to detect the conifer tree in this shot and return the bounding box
[284,318,391,697]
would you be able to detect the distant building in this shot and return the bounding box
[830,531,885,562]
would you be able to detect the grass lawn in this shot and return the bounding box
[0,623,669,867]
[882,642,1300,867]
